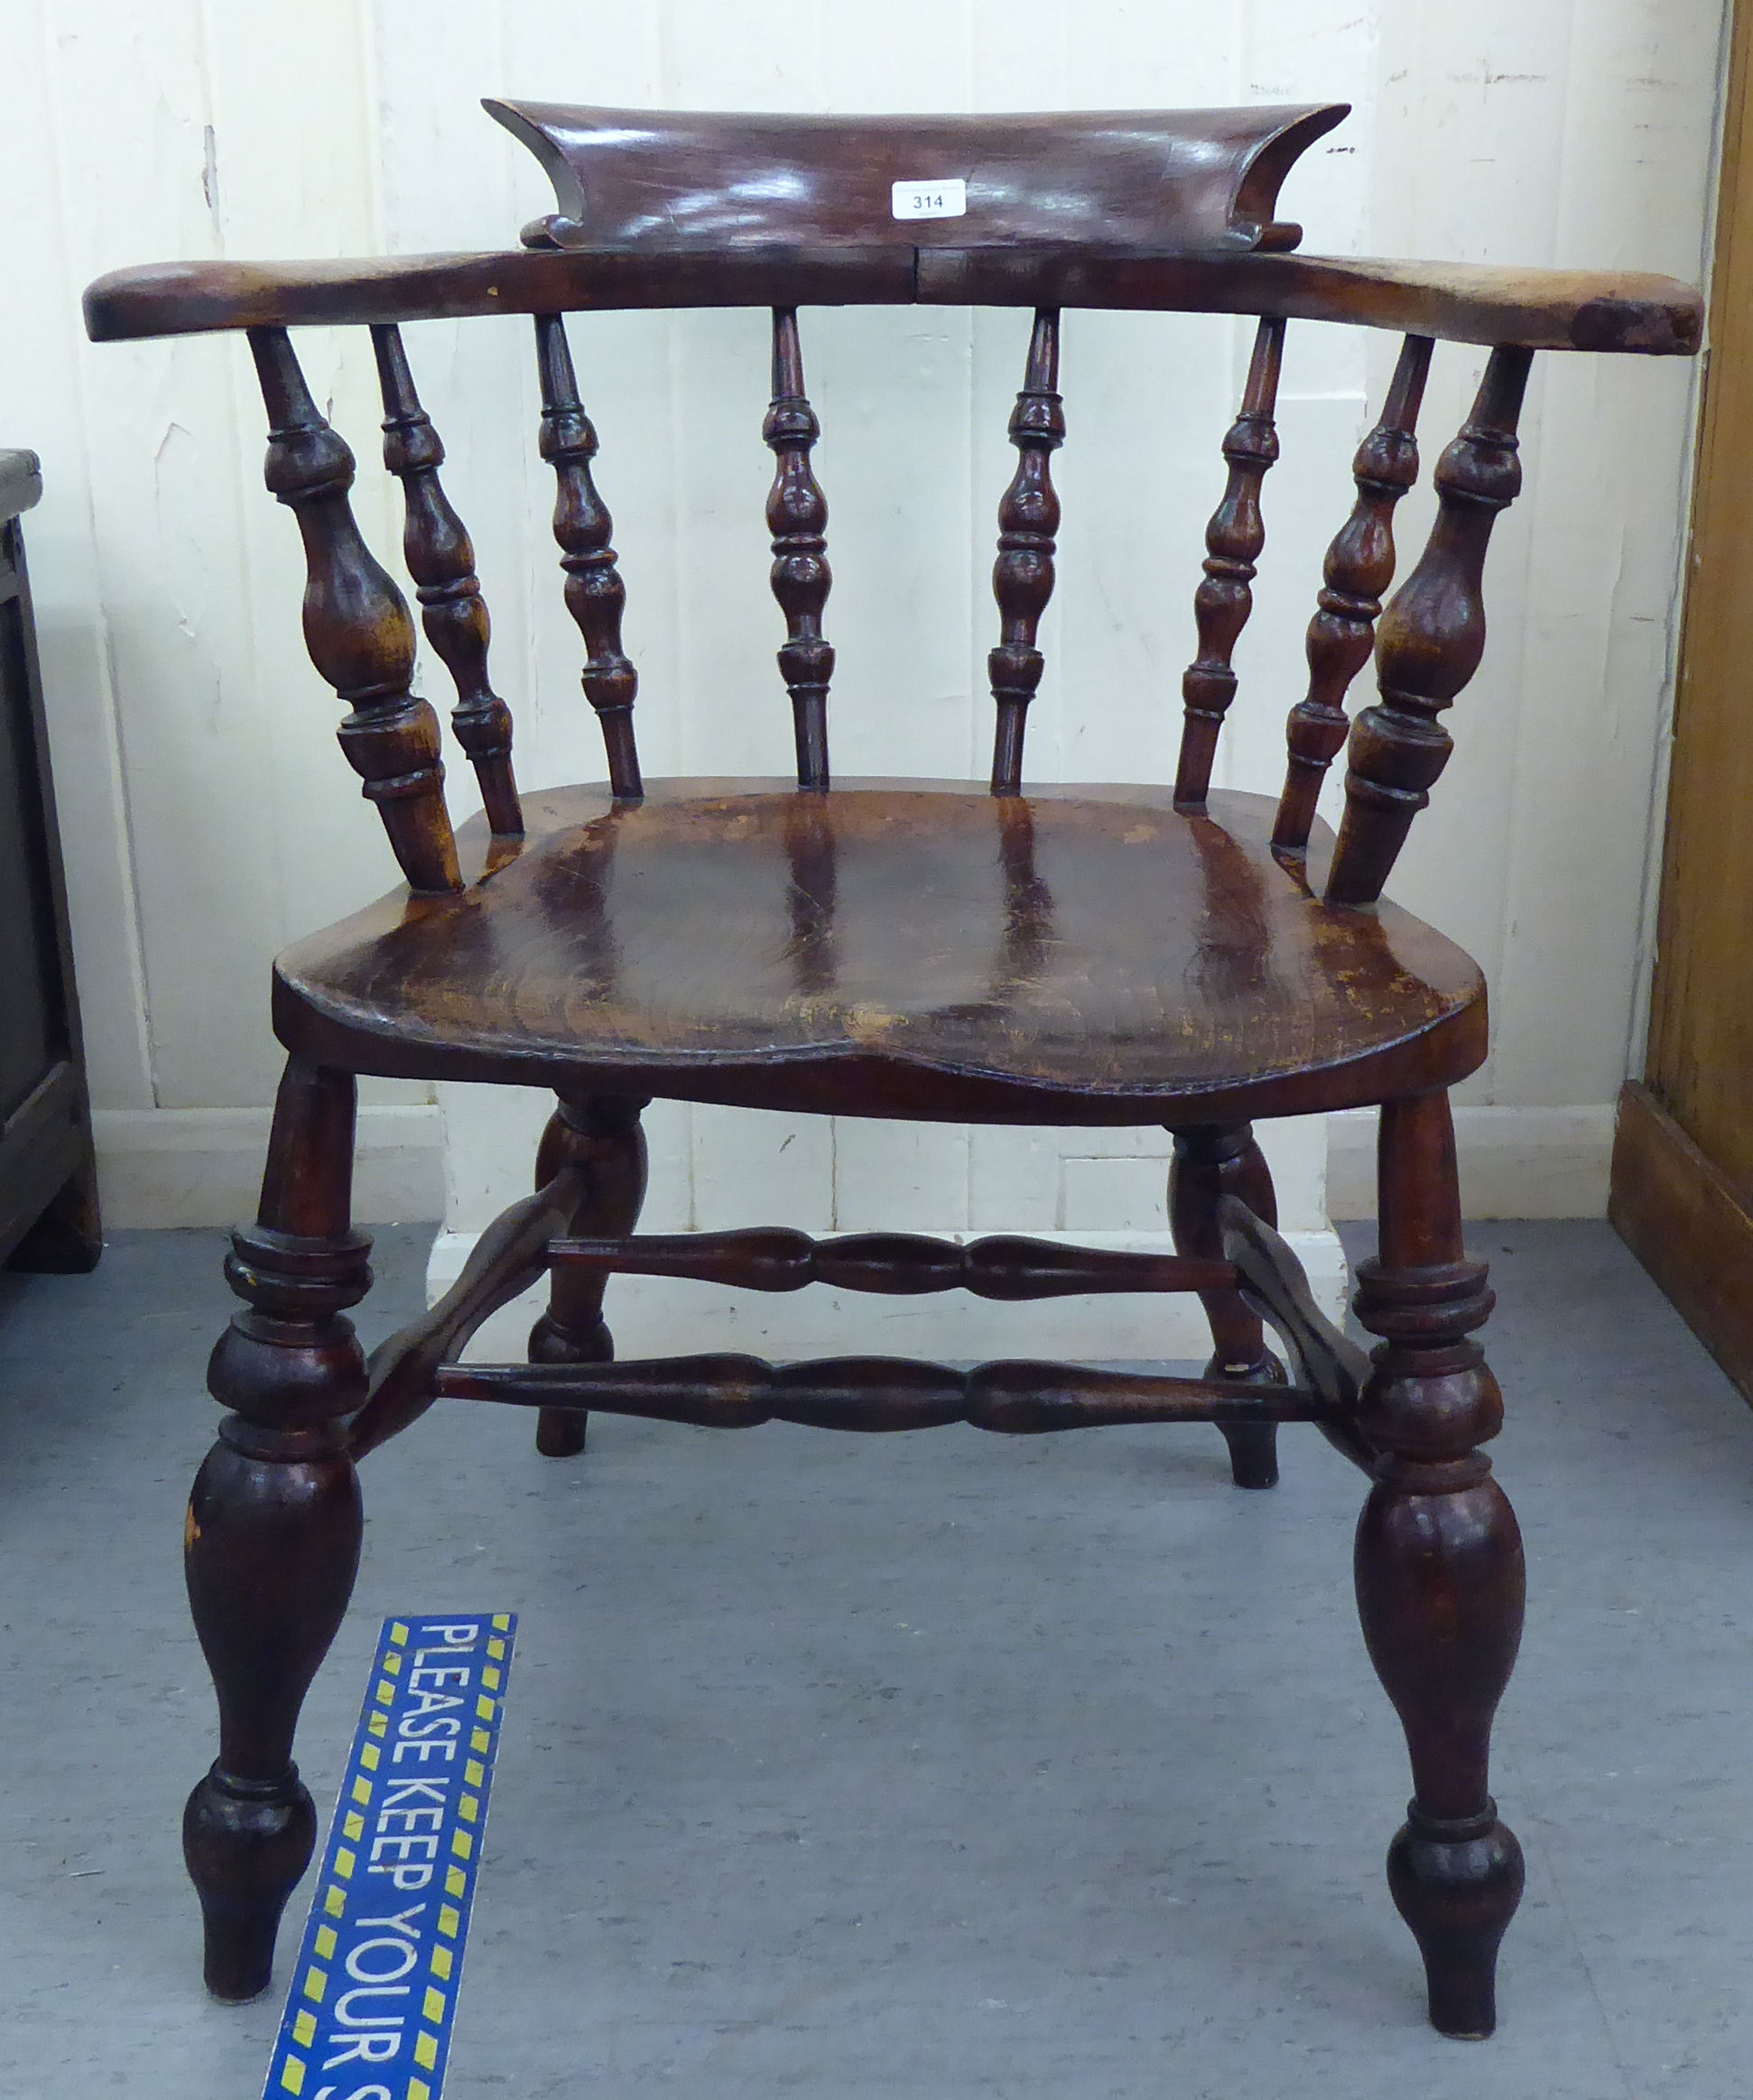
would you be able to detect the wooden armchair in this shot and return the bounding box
[85,98,1701,2043]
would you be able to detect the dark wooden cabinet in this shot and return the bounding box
[0,450,100,1272]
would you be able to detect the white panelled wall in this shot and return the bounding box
[0,3,1728,1350]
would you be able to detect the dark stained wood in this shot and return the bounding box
[550,1226,1234,1298]
[435,1352,1329,1432]
[487,100,1348,254]
[1610,1079,1753,1405]
[84,97,1702,2040]
[1174,319,1285,809]
[348,1136,598,1459]
[247,328,461,893]
[527,1093,649,1459]
[1169,1123,1285,1486]
[372,323,522,835]
[271,780,1489,1124]
[534,314,643,800]
[1325,347,1533,907]
[85,247,1702,355]
[1219,1192,1375,1473]
[989,310,1063,792]
[0,451,102,1272]
[185,1058,369,2001]
[1275,333,1431,856]
[1351,1091,1524,2038]
[764,308,834,789]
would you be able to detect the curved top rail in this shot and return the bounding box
[83,245,1702,356]
[487,99,1348,255]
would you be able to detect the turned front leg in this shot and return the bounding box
[184,1058,370,2000]
[1168,1123,1285,1488]
[1353,1092,1525,2038]
[530,1093,649,1458]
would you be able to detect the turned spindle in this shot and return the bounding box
[764,307,835,789]
[1326,347,1535,906]
[1352,1090,1525,2037]
[989,308,1063,795]
[1173,317,1285,809]
[1274,334,1432,856]
[372,323,522,836]
[534,312,643,800]
[248,328,459,893]
[185,1057,371,2000]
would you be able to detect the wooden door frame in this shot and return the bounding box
[1610,0,1753,1397]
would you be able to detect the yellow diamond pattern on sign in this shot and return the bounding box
[264,1614,517,2100]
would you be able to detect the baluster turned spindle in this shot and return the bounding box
[248,327,460,893]
[764,308,835,790]
[1274,335,1433,857]
[989,308,1063,796]
[1173,317,1286,809]
[1325,347,1534,908]
[534,312,643,800]
[371,325,522,837]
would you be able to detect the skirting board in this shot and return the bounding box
[92,1105,444,1227]
[425,1226,1351,1365]
[1326,1104,1616,1221]
[88,1102,1619,1233]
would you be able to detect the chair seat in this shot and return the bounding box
[274,778,1487,1124]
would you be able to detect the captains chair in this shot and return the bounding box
[84,98,1702,2042]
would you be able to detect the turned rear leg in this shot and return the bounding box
[1169,1122,1285,1487]
[1353,1090,1525,2037]
[183,1057,369,2000]
[530,1092,648,1457]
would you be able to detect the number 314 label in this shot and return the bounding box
[891,177,968,220]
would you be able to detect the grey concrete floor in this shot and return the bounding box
[2,1220,1751,2098]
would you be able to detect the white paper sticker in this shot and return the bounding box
[890,177,968,221]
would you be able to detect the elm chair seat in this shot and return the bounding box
[277,780,1486,1120]
[83,90,1702,2061]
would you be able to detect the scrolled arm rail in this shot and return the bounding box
[84,246,1702,356]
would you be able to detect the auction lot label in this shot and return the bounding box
[263,1613,516,2100]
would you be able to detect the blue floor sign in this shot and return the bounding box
[263,1613,517,2100]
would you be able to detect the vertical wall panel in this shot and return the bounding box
[2,0,1721,1255]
